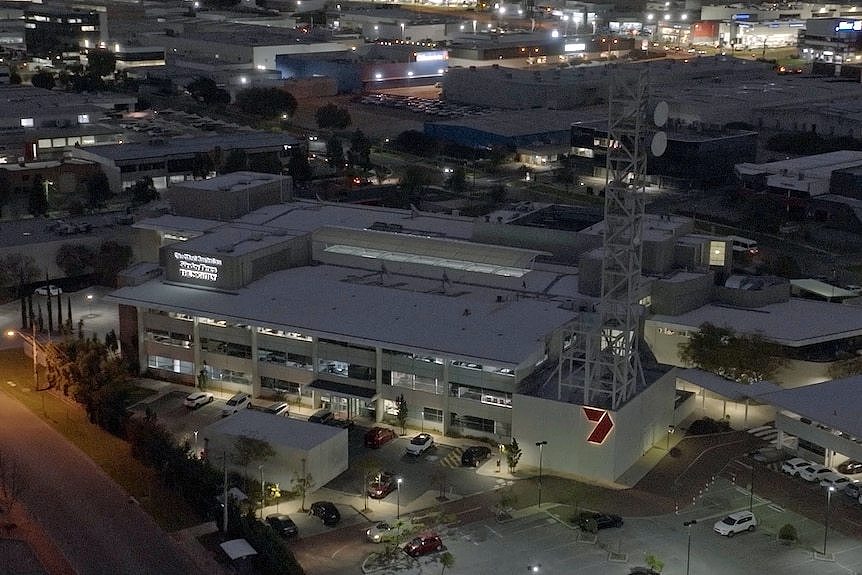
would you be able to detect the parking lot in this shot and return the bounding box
[356,92,499,119]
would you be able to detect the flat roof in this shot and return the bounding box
[78,132,298,162]
[174,171,290,192]
[107,264,578,364]
[790,279,858,298]
[201,408,344,451]
[736,150,862,177]
[179,224,296,257]
[431,109,599,139]
[649,298,862,347]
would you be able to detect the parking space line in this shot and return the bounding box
[485,525,502,538]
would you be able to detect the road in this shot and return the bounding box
[0,389,206,575]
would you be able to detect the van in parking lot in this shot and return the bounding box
[728,236,759,256]
[713,511,756,537]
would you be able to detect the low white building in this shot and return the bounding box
[200,409,348,493]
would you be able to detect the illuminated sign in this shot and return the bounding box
[565,43,587,52]
[732,13,751,21]
[583,407,614,444]
[835,20,862,32]
[415,50,448,62]
[173,252,222,282]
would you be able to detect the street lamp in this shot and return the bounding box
[396,477,403,519]
[7,324,39,391]
[823,485,835,557]
[535,441,547,507]
[666,425,675,450]
[259,465,265,520]
[86,293,93,317]
[193,430,199,455]
[683,519,697,575]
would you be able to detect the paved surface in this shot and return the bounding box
[0,386,207,575]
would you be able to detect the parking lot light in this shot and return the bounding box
[535,441,547,507]
[824,485,835,557]
[396,477,403,519]
[684,519,697,575]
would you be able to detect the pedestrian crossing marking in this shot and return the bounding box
[440,447,463,468]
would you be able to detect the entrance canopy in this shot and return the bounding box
[309,379,378,401]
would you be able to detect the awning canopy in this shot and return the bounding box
[308,379,378,400]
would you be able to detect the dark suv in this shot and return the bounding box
[461,446,493,467]
[309,501,341,526]
[266,514,298,538]
[577,512,623,531]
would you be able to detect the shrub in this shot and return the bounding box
[686,417,731,436]
[778,523,797,543]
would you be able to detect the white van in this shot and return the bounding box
[728,236,759,256]
[222,392,251,416]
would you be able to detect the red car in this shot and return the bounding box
[403,533,443,557]
[364,427,397,448]
[367,472,398,499]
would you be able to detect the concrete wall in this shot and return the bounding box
[650,271,714,316]
[511,373,675,482]
[472,220,602,265]
[714,282,790,308]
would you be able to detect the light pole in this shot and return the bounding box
[193,430,199,456]
[86,293,94,318]
[535,441,547,507]
[7,324,40,391]
[666,425,675,450]
[748,463,755,512]
[684,519,697,575]
[823,485,835,557]
[259,465,265,520]
[396,477,403,519]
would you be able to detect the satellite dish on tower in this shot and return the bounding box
[653,100,669,127]
[651,100,669,157]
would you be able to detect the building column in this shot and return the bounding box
[192,316,202,382]
[375,346,384,423]
[310,337,319,409]
[136,307,146,375]
[250,326,260,398]
[441,361,451,437]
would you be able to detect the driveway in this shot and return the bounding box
[0,387,207,575]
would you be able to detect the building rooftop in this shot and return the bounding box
[650,297,862,347]
[201,408,344,451]
[736,151,862,177]
[77,132,298,162]
[430,108,600,138]
[107,263,579,365]
[175,171,289,192]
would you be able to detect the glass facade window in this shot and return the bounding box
[390,371,445,395]
[207,366,250,385]
[20,118,33,127]
[257,327,312,341]
[261,376,301,395]
[201,338,251,359]
[199,317,227,327]
[147,355,194,374]
[168,312,194,322]
[423,407,443,423]
[319,360,349,377]
[258,348,313,370]
[146,329,192,348]
[450,383,512,408]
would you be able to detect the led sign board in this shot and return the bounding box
[174,252,222,283]
[415,50,448,62]
[835,20,862,32]
[565,43,587,52]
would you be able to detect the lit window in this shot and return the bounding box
[81,25,95,32]
[77,114,90,124]
[20,118,33,127]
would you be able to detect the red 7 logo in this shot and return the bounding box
[583,407,614,444]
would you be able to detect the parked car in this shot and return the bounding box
[844,481,861,499]
[184,391,214,409]
[748,447,782,463]
[266,514,298,539]
[406,433,434,456]
[403,533,443,557]
[308,409,334,424]
[309,501,341,526]
[366,521,394,543]
[781,458,811,477]
[365,427,397,448]
[837,460,862,475]
[34,284,62,296]
[368,472,398,499]
[820,472,853,491]
[577,512,624,531]
[221,393,251,416]
[461,446,493,467]
[713,511,756,537]
[799,464,831,482]
[324,417,355,429]
[264,402,290,416]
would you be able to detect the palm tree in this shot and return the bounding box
[439,551,455,574]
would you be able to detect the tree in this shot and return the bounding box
[192,152,215,180]
[348,130,371,169]
[396,394,408,435]
[84,172,112,210]
[0,254,40,290]
[439,551,455,574]
[505,437,522,473]
[186,77,230,106]
[356,457,382,510]
[446,165,467,195]
[129,177,158,205]
[28,175,49,216]
[678,323,786,384]
[222,149,248,173]
[31,70,55,90]
[232,436,276,490]
[56,244,96,278]
[93,241,132,287]
[315,103,352,130]
[234,87,297,119]
[645,553,664,573]
[9,67,21,85]
[286,147,311,183]
[86,49,116,77]
[293,465,313,512]
[326,135,344,168]
[248,152,283,174]
[399,165,437,202]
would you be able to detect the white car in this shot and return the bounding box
[264,402,290,417]
[221,392,251,416]
[406,433,434,456]
[819,472,852,491]
[713,511,757,537]
[366,521,394,543]
[799,464,831,482]
[184,391,214,409]
[781,457,811,477]
[34,284,63,296]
